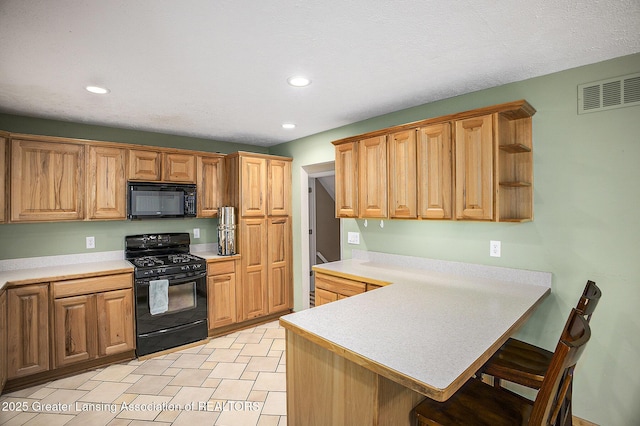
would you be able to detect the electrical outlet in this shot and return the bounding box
[347,232,360,245]
[193,228,200,239]
[86,236,95,249]
[490,240,501,257]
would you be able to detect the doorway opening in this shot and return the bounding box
[300,162,339,309]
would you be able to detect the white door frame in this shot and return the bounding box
[300,161,336,310]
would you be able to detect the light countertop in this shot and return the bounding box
[281,259,550,401]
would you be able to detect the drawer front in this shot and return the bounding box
[315,273,365,297]
[208,260,235,276]
[53,273,133,298]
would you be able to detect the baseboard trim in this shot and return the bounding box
[574,416,598,426]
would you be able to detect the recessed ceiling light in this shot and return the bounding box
[85,85,110,94]
[287,76,311,87]
[282,123,296,129]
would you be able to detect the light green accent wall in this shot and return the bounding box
[269,53,640,425]
[0,113,268,259]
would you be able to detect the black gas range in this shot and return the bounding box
[125,233,208,357]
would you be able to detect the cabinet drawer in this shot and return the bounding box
[315,273,365,297]
[208,260,235,276]
[53,273,132,298]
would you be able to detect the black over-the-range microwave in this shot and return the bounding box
[127,181,197,219]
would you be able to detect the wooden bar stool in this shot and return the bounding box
[481,280,600,390]
[413,308,591,426]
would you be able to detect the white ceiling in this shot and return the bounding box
[1,1,639,147]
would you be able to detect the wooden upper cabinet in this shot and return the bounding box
[240,156,267,217]
[455,115,494,220]
[197,155,225,218]
[335,141,358,218]
[0,136,6,223]
[388,130,417,218]
[11,139,84,222]
[87,145,127,220]
[128,149,160,181]
[7,284,50,379]
[268,159,291,216]
[163,152,196,183]
[359,135,387,218]
[418,123,453,219]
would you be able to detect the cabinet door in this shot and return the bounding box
[128,149,161,181]
[208,273,237,329]
[455,115,494,220]
[0,137,6,223]
[197,155,224,218]
[7,284,49,378]
[54,295,97,367]
[240,156,267,217]
[11,140,84,222]
[87,145,127,220]
[418,123,453,219]
[388,130,417,218]
[0,291,7,391]
[335,142,358,218]
[358,136,387,218]
[268,217,292,313]
[240,219,268,320]
[268,159,291,216]
[314,288,338,307]
[163,152,196,183]
[96,289,135,356]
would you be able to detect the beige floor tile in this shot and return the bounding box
[169,386,214,407]
[276,364,286,373]
[112,394,138,406]
[65,406,118,426]
[270,338,285,351]
[197,347,214,355]
[47,371,98,390]
[201,378,222,388]
[105,419,132,426]
[119,374,143,385]
[206,348,241,363]
[248,390,268,402]
[169,353,209,369]
[258,414,281,426]
[128,421,171,426]
[79,382,131,403]
[211,379,254,401]
[23,412,75,426]
[38,389,88,413]
[0,396,41,414]
[4,383,50,398]
[0,411,38,426]
[240,371,259,381]
[160,367,181,377]
[246,356,279,372]
[230,343,246,350]
[168,369,211,387]
[115,395,172,421]
[27,386,57,400]
[77,380,104,391]
[252,372,286,392]
[199,361,218,370]
[262,328,285,339]
[261,392,286,416]
[170,409,220,425]
[278,415,287,426]
[209,362,247,379]
[205,337,236,349]
[234,331,265,344]
[239,340,273,357]
[236,355,252,364]
[157,385,182,397]
[214,407,261,426]
[130,359,174,376]
[91,365,138,383]
[153,408,180,423]
[125,375,173,396]
[175,345,205,354]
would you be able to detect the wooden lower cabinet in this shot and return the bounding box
[53,275,134,368]
[314,273,366,306]
[207,259,238,330]
[7,284,49,379]
[0,290,7,392]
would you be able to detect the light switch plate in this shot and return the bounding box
[347,232,360,245]
[193,228,200,239]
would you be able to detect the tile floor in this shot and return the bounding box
[0,321,287,426]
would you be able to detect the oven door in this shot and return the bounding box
[135,271,207,335]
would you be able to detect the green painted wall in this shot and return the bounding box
[270,53,640,425]
[0,113,268,258]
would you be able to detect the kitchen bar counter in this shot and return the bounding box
[280,257,550,424]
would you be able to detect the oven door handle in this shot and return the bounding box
[137,271,207,287]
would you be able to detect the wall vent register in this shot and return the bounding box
[578,72,640,114]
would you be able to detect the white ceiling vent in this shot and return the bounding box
[578,72,640,114]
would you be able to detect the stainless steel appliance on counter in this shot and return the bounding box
[125,233,207,356]
[218,206,236,256]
